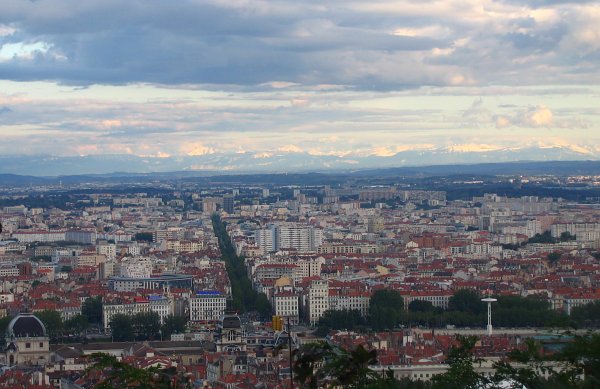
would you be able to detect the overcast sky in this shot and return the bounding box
[1,0,599,163]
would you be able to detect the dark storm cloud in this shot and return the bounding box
[0,0,599,89]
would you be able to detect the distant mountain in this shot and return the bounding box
[0,146,598,177]
[354,160,600,177]
[0,174,50,186]
[0,160,599,188]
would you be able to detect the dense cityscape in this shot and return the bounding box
[0,168,598,387]
[2,0,600,387]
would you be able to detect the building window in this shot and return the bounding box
[25,343,31,348]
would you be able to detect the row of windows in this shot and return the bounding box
[24,342,44,349]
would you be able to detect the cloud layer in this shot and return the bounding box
[1,0,600,88]
[0,0,599,172]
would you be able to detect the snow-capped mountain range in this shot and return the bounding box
[0,146,598,176]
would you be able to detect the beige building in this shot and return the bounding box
[4,313,50,366]
[307,279,329,325]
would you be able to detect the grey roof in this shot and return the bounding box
[222,315,242,329]
[6,313,47,338]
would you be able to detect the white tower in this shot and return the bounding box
[481,297,497,336]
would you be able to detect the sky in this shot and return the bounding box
[0,0,600,172]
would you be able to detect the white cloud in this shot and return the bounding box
[180,142,215,156]
[446,143,505,153]
[278,144,303,153]
[559,5,600,55]
[0,41,51,61]
[0,25,16,37]
[522,105,553,127]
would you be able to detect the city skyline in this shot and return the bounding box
[1,0,600,174]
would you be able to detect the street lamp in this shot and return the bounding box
[481,297,497,336]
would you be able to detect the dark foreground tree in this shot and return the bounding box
[431,335,486,389]
[293,341,383,389]
[558,332,600,387]
[87,353,192,388]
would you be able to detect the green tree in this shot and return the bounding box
[361,375,432,389]
[110,314,134,342]
[160,315,186,340]
[87,353,193,388]
[448,289,485,315]
[494,333,600,388]
[293,341,335,389]
[0,315,12,347]
[547,252,562,265]
[492,338,551,389]
[0,315,12,334]
[528,231,556,244]
[36,310,64,339]
[571,301,600,328]
[499,295,569,328]
[369,289,404,330]
[408,300,435,312]
[431,335,486,389]
[293,342,383,389]
[560,231,576,242]
[212,215,269,314]
[327,344,379,388]
[133,312,161,340]
[64,314,89,335]
[558,332,600,387]
[82,296,103,324]
[255,293,273,319]
[316,309,365,336]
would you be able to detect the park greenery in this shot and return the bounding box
[81,295,103,324]
[316,289,577,335]
[212,214,272,318]
[109,313,187,342]
[369,289,405,331]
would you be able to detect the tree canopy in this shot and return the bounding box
[110,314,135,342]
[571,300,600,328]
[212,215,271,314]
[447,289,485,315]
[87,353,193,389]
[36,310,64,338]
[316,309,365,336]
[82,296,103,324]
[369,289,404,330]
[160,315,187,340]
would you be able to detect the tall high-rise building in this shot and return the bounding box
[308,279,329,325]
[254,223,323,254]
[223,194,234,214]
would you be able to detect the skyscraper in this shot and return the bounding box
[223,194,234,214]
